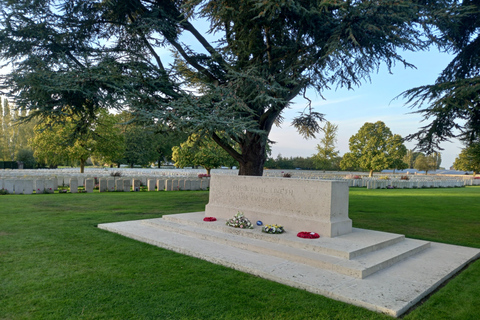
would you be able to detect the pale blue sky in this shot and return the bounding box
[269,49,461,168]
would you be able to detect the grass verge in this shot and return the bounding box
[0,188,479,319]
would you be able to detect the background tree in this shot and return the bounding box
[0,98,35,161]
[388,134,408,172]
[172,134,238,175]
[340,121,407,177]
[0,0,452,176]
[123,128,158,168]
[33,110,123,172]
[312,122,339,171]
[454,142,480,176]
[152,129,188,167]
[15,149,36,168]
[414,153,438,174]
[401,1,480,152]
[403,149,423,169]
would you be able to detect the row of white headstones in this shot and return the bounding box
[0,177,210,194]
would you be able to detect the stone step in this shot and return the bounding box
[97,218,480,317]
[144,214,430,279]
[162,212,406,259]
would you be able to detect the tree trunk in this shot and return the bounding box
[369,170,374,177]
[80,159,86,174]
[206,168,211,175]
[237,132,267,176]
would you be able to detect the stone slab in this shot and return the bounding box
[98,215,480,317]
[23,180,33,195]
[145,215,430,279]
[70,179,78,193]
[205,175,352,237]
[115,179,123,192]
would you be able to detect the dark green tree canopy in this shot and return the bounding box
[401,0,480,152]
[0,0,454,175]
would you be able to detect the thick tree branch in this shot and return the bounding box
[211,132,242,162]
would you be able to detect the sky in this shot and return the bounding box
[268,49,461,168]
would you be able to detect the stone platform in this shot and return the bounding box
[98,212,480,317]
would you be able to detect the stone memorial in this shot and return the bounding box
[115,179,123,192]
[99,178,108,192]
[172,179,179,191]
[70,179,78,193]
[85,178,94,193]
[45,179,55,193]
[107,179,115,192]
[156,179,165,191]
[132,179,141,192]
[14,180,24,194]
[165,179,172,191]
[35,179,45,194]
[147,179,155,191]
[191,179,200,191]
[200,178,209,190]
[4,179,14,194]
[23,180,33,195]
[123,179,132,192]
[205,175,352,237]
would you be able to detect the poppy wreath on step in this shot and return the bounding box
[297,231,320,239]
[203,217,217,222]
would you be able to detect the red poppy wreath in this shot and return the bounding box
[297,231,320,239]
[203,217,217,222]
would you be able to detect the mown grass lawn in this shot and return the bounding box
[0,187,479,319]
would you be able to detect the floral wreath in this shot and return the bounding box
[203,217,217,222]
[226,212,253,229]
[297,231,320,239]
[262,224,285,234]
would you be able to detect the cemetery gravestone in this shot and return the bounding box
[4,180,14,194]
[156,179,165,191]
[107,179,115,192]
[123,179,132,192]
[85,178,94,193]
[70,179,78,193]
[147,179,155,191]
[133,179,141,192]
[24,180,33,195]
[115,179,124,192]
[99,178,108,192]
[45,179,55,193]
[165,179,173,191]
[14,180,23,194]
[35,179,45,194]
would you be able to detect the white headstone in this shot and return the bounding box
[99,178,108,192]
[107,179,115,192]
[14,180,24,194]
[85,178,94,193]
[70,179,78,193]
[123,179,132,192]
[35,179,45,194]
[156,179,165,191]
[115,179,123,192]
[132,179,141,192]
[23,180,33,195]
[147,179,155,191]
